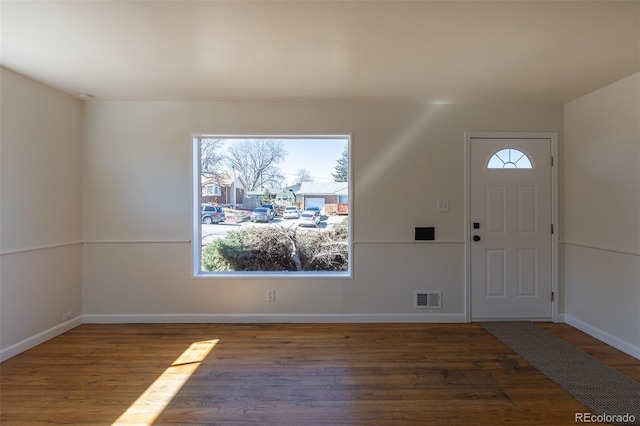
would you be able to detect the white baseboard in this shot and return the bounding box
[563,314,640,360]
[83,312,467,324]
[0,316,83,362]
[7,314,636,361]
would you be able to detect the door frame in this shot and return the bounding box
[464,132,559,322]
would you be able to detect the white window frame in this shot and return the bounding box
[203,185,221,196]
[192,134,353,279]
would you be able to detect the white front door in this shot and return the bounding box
[470,137,553,320]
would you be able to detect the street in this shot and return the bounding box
[201,215,347,245]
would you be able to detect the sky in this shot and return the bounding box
[219,137,348,186]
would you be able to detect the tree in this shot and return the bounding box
[226,139,287,191]
[294,168,313,185]
[332,145,349,182]
[200,138,227,186]
[261,188,272,204]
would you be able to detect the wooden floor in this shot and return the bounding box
[1,323,638,425]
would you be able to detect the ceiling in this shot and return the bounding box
[1,1,638,104]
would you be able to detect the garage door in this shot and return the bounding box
[305,198,325,213]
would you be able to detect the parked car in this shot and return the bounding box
[201,205,226,224]
[298,210,320,227]
[251,207,271,223]
[304,206,322,216]
[261,204,276,219]
[283,206,300,219]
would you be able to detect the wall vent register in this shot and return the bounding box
[415,291,442,309]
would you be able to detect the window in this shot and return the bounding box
[193,136,351,277]
[487,149,533,169]
[204,185,221,196]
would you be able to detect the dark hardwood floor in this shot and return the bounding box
[1,323,637,425]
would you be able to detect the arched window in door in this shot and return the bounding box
[487,149,534,169]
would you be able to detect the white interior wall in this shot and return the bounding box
[81,101,562,322]
[563,73,640,358]
[0,68,83,359]
[3,65,638,360]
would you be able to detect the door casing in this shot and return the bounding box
[464,132,559,322]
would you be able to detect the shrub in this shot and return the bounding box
[202,229,248,272]
[240,227,298,271]
[202,224,348,272]
[295,224,348,271]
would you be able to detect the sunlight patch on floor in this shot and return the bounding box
[112,339,219,425]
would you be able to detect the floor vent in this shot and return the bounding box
[415,291,442,309]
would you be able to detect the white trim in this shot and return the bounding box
[465,132,558,140]
[11,240,465,247]
[0,316,83,362]
[83,313,467,324]
[192,134,200,277]
[464,132,559,323]
[6,314,636,361]
[192,271,351,280]
[562,241,640,257]
[464,134,471,322]
[192,134,354,278]
[551,132,559,322]
[0,241,81,256]
[563,314,640,360]
[204,184,222,196]
[354,240,465,245]
[2,239,468,251]
[83,240,190,244]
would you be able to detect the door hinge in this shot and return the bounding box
[551,224,554,234]
[551,291,555,302]
[551,156,554,166]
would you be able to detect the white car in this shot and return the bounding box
[298,210,320,227]
[283,206,300,219]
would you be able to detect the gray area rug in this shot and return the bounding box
[481,322,640,425]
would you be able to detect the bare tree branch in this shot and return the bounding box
[226,139,287,191]
[200,138,228,186]
[295,168,313,185]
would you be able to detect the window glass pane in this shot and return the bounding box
[195,136,351,276]
[515,155,532,168]
[496,149,511,164]
[487,149,533,169]
[487,155,505,169]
